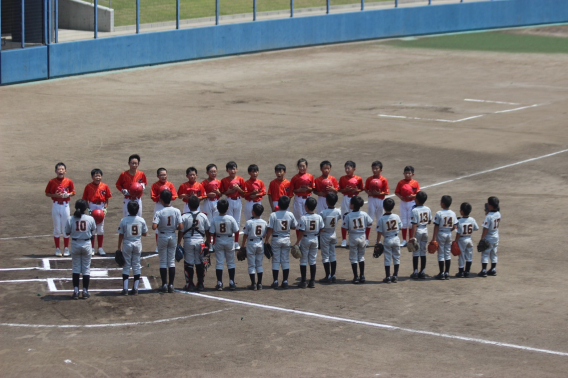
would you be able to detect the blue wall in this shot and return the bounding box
[1,0,568,84]
[0,46,48,84]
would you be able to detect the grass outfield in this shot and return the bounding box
[97,0,384,27]
[387,30,568,54]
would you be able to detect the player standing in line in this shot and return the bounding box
[376,198,403,284]
[267,164,291,212]
[82,168,112,256]
[265,196,298,289]
[115,154,147,218]
[294,197,324,288]
[478,196,501,277]
[319,193,342,283]
[178,196,210,291]
[409,191,431,279]
[313,160,339,215]
[151,168,178,252]
[394,166,420,247]
[152,190,183,293]
[117,201,148,295]
[65,199,96,299]
[178,167,206,214]
[201,164,222,249]
[209,199,240,291]
[342,196,373,284]
[243,164,266,221]
[364,161,389,246]
[338,161,364,248]
[45,162,75,257]
[241,203,268,291]
[455,202,479,278]
[289,159,315,238]
[220,161,246,250]
[431,195,458,280]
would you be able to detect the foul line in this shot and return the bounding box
[0,234,52,240]
[494,104,540,113]
[181,292,568,357]
[464,99,520,105]
[378,114,483,123]
[0,308,229,328]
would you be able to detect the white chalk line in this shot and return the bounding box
[0,234,52,240]
[182,291,568,357]
[494,104,540,113]
[0,308,229,328]
[464,99,520,105]
[378,114,484,123]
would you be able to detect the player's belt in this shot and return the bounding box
[160,231,176,234]
[72,238,90,241]
[228,197,241,200]
[249,238,262,242]
[216,234,233,237]
[53,200,69,205]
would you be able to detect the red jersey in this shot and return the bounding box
[116,170,147,199]
[268,178,291,202]
[151,181,178,202]
[45,177,75,203]
[395,179,420,202]
[290,173,315,198]
[201,179,222,201]
[339,175,364,197]
[220,176,246,199]
[82,182,112,204]
[243,178,266,202]
[364,175,389,199]
[314,175,339,196]
[178,181,206,203]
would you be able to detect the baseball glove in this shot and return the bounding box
[427,240,439,254]
[200,243,210,256]
[477,239,490,252]
[290,244,302,259]
[263,242,273,259]
[451,241,461,256]
[115,250,125,267]
[373,243,384,258]
[175,245,185,263]
[237,248,247,261]
[407,238,419,253]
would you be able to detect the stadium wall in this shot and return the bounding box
[1,0,567,84]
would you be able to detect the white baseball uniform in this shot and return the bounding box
[267,210,298,271]
[434,209,458,261]
[410,205,432,257]
[65,215,96,275]
[243,218,268,274]
[456,216,479,268]
[298,213,324,266]
[181,211,210,265]
[210,214,239,270]
[481,211,501,264]
[342,210,373,264]
[377,213,402,266]
[319,208,342,263]
[118,215,148,275]
[153,206,182,268]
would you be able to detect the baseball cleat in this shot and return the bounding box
[299,281,308,289]
[478,270,487,277]
[81,289,91,299]
[319,276,331,284]
[92,248,96,255]
[155,246,159,253]
[98,248,106,256]
[280,281,289,290]
[55,248,62,257]
[130,288,138,295]
[121,289,128,296]
[352,276,360,284]
[434,273,445,280]
[158,284,168,293]
[248,284,257,291]
[383,276,391,284]
[410,272,418,279]
[418,272,426,279]
[71,291,79,300]
[401,240,408,248]
[455,271,465,278]
[215,282,224,291]
[308,280,315,288]
[63,248,70,257]
[341,240,347,248]
[487,269,497,276]
[464,271,470,278]
[168,284,174,293]
[359,275,366,284]
[444,272,449,280]
[391,276,398,283]
[271,281,279,289]
[234,242,240,250]
[188,283,197,292]
[197,283,204,291]
[229,281,237,291]
[256,283,263,291]
[365,239,369,248]
[330,275,337,283]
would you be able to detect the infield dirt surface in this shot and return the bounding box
[1,32,568,377]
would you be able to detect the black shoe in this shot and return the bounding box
[130,288,138,295]
[330,275,337,283]
[215,282,224,291]
[444,272,449,280]
[81,289,91,299]
[391,276,398,283]
[197,283,204,291]
[121,289,129,296]
[455,271,464,278]
[319,276,331,284]
[248,284,257,291]
[410,272,418,279]
[280,281,289,290]
[464,271,470,278]
[299,281,308,289]
[418,272,426,279]
[487,269,497,276]
[352,276,360,284]
[271,281,279,289]
[168,284,174,293]
[383,276,391,284]
[478,270,487,277]
[229,281,237,291]
[308,280,315,288]
[158,284,168,293]
[71,291,79,300]
[435,273,445,280]
[257,283,263,291]
[359,275,366,284]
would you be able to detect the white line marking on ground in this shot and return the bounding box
[378,114,483,123]
[0,279,47,283]
[494,104,540,113]
[0,234,52,240]
[464,99,520,105]
[0,309,229,328]
[182,292,568,357]
[453,115,484,122]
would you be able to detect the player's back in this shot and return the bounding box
[320,208,342,235]
[154,206,181,233]
[211,214,238,236]
[377,213,402,238]
[181,211,210,241]
[434,209,457,233]
[119,216,148,242]
[343,211,372,234]
[245,218,268,239]
[268,210,297,236]
[411,205,432,229]
[66,215,96,239]
[299,213,324,236]
[483,212,501,243]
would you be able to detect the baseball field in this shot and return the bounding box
[1,25,568,377]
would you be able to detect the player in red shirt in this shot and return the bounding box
[178,167,206,214]
[338,161,364,247]
[201,164,222,222]
[82,168,112,255]
[115,154,147,218]
[313,160,339,215]
[220,161,246,249]
[151,168,178,251]
[45,162,75,257]
[267,164,291,212]
[290,158,315,220]
[364,161,389,244]
[394,165,420,247]
[243,164,267,221]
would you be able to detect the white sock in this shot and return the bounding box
[74,287,79,293]
[133,279,139,290]
[123,279,129,290]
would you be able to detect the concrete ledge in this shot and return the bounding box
[59,0,114,32]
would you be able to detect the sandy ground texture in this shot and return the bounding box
[1,34,568,377]
[506,24,568,38]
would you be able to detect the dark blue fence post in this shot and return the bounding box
[326,0,329,14]
[428,0,432,4]
[395,0,398,8]
[176,0,179,29]
[55,0,58,42]
[361,0,364,11]
[44,0,48,44]
[216,0,219,25]
[253,0,257,21]
[94,0,98,38]
[136,0,139,33]
[21,0,25,48]
[290,0,294,17]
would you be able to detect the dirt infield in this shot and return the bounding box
[1,33,568,377]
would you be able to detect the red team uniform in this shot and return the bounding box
[268,178,291,210]
[201,178,222,222]
[178,181,205,213]
[116,170,147,217]
[314,175,339,214]
[243,178,267,220]
[46,177,75,252]
[364,175,389,240]
[220,175,246,243]
[289,173,315,222]
[395,178,421,241]
[82,182,112,252]
[339,175,364,240]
